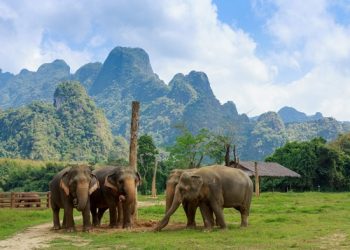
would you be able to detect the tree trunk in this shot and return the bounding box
[129,101,140,220]
[151,160,158,198]
[225,144,230,166]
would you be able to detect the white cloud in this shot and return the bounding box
[239,0,350,120]
[0,0,350,120]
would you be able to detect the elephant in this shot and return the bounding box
[49,164,99,232]
[155,165,253,231]
[16,193,41,207]
[90,166,140,229]
[165,168,215,228]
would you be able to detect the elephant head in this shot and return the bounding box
[104,168,140,197]
[104,167,141,227]
[156,172,205,231]
[165,169,196,212]
[60,165,99,211]
[165,169,184,212]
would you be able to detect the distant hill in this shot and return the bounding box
[0,46,349,160]
[0,82,114,161]
[278,106,323,123]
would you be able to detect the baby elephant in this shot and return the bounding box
[155,165,253,231]
[49,164,99,232]
[90,166,140,229]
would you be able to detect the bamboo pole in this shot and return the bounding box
[129,101,140,220]
[255,161,260,197]
[151,160,158,198]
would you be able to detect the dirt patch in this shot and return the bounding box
[0,200,165,250]
[0,222,90,250]
[319,232,348,249]
[90,220,185,234]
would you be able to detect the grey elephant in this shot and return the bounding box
[49,164,99,232]
[166,168,216,228]
[90,166,140,229]
[155,165,253,231]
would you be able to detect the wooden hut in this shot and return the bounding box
[230,161,300,196]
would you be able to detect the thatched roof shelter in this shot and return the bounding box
[233,161,301,178]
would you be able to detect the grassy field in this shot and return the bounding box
[0,209,52,239]
[1,192,350,249]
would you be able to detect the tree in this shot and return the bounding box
[167,128,210,168]
[137,134,159,194]
[265,137,348,191]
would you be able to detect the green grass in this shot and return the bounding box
[1,193,350,249]
[0,209,52,239]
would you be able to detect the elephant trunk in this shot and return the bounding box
[76,182,89,212]
[165,184,175,212]
[155,192,181,231]
[121,178,137,228]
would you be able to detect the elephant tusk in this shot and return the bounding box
[119,195,126,202]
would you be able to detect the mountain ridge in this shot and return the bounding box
[0,46,349,160]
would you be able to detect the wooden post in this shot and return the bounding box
[47,192,51,208]
[254,162,260,197]
[129,101,140,220]
[151,160,158,198]
[10,192,15,208]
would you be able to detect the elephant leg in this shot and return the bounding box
[82,203,92,232]
[97,207,108,225]
[117,202,123,227]
[91,205,99,227]
[52,206,61,230]
[62,213,66,229]
[199,202,214,229]
[122,202,132,229]
[210,201,226,229]
[107,201,118,228]
[64,204,75,232]
[185,201,197,228]
[239,207,249,227]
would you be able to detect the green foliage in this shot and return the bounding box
[107,136,129,165]
[167,127,236,168]
[0,158,65,192]
[167,128,210,168]
[0,81,114,162]
[265,136,350,191]
[137,134,159,194]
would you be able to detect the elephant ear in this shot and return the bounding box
[104,174,118,192]
[60,172,70,196]
[89,174,100,195]
[135,172,141,186]
[190,175,203,190]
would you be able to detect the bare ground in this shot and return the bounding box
[0,200,165,250]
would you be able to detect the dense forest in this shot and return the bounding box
[2,128,350,193]
[264,134,350,192]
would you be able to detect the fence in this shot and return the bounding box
[0,192,51,209]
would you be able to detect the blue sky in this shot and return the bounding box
[0,0,350,120]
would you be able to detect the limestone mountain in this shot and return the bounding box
[0,82,114,161]
[278,106,323,123]
[0,46,349,161]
